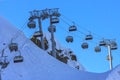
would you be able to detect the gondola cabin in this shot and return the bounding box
[33,31,43,37]
[94,46,101,52]
[111,45,117,50]
[69,25,77,31]
[9,43,18,52]
[14,56,24,63]
[48,25,56,32]
[27,20,36,28]
[66,36,73,43]
[51,17,59,24]
[99,40,106,46]
[110,41,117,50]
[81,42,88,49]
[85,34,93,40]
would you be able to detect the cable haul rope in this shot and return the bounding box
[59,17,99,45]
[12,19,28,41]
[61,14,105,40]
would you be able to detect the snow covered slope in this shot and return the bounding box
[106,64,120,80]
[0,16,113,80]
[39,32,85,70]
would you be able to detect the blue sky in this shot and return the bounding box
[0,0,120,73]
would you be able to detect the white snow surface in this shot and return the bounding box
[43,32,85,70]
[106,64,120,80]
[0,16,119,80]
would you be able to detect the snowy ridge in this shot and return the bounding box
[0,16,119,80]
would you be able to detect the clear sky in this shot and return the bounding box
[0,0,120,73]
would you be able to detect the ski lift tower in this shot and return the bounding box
[48,8,60,58]
[99,39,118,70]
[28,8,60,58]
[28,10,45,50]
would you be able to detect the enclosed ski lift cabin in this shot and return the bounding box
[69,25,77,31]
[99,40,106,46]
[66,36,73,43]
[94,46,101,52]
[48,25,56,32]
[110,41,117,50]
[14,55,24,63]
[9,43,18,52]
[51,17,59,24]
[81,42,88,49]
[27,18,36,28]
[85,34,93,40]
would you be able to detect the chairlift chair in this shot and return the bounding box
[27,20,36,28]
[66,36,73,43]
[94,46,101,52]
[48,25,56,32]
[51,17,59,24]
[33,31,43,37]
[14,55,24,63]
[9,43,18,52]
[69,25,77,31]
[85,34,93,40]
[81,42,88,49]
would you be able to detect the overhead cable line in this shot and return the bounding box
[61,14,105,40]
